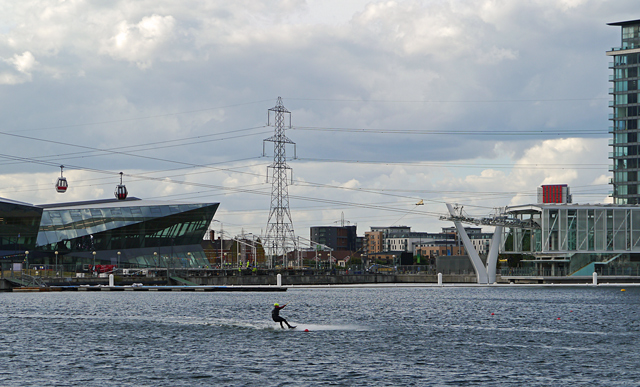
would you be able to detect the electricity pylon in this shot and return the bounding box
[263,97,297,268]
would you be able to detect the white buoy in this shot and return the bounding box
[277,273,282,287]
[109,273,115,287]
[437,272,443,286]
[592,272,598,286]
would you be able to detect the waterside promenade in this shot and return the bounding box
[3,267,640,291]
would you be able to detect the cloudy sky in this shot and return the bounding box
[0,0,634,241]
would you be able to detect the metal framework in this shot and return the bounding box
[263,97,297,268]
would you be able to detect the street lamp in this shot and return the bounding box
[92,251,96,277]
[117,251,121,272]
[154,252,158,271]
[25,251,29,274]
[55,251,58,278]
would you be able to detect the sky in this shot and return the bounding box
[0,0,634,244]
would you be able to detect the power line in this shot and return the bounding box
[6,99,274,133]
[293,126,606,136]
[285,97,609,103]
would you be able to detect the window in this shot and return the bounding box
[616,94,628,104]
[616,81,628,92]
[617,107,628,118]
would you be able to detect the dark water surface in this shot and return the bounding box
[1,286,639,386]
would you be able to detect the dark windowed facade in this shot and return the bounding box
[0,198,43,256]
[608,19,640,204]
[310,226,358,251]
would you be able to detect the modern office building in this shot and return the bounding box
[608,19,640,204]
[0,196,219,269]
[506,203,640,276]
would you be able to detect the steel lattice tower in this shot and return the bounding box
[263,97,297,268]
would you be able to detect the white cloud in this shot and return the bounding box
[101,14,177,69]
[0,51,37,84]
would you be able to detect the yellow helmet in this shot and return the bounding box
[274,303,279,306]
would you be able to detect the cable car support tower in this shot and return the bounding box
[263,97,297,268]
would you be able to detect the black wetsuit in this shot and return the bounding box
[272,305,292,328]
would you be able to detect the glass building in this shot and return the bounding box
[0,198,43,257]
[0,197,219,269]
[506,203,640,275]
[608,19,640,204]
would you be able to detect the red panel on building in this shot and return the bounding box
[541,184,566,203]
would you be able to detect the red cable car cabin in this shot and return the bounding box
[56,178,68,193]
[56,165,68,193]
[115,172,128,200]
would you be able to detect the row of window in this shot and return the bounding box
[613,158,640,170]
[615,197,640,204]
[614,67,639,79]
[614,93,639,104]
[541,208,640,252]
[614,53,640,65]
[615,184,640,195]
[614,106,640,118]
[622,25,640,40]
[613,118,639,130]
[614,132,639,144]
[614,80,639,91]
[614,171,639,182]
[612,145,640,156]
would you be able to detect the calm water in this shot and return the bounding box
[1,286,639,386]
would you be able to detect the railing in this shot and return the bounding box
[501,265,640,277]
[500,267,568,277]
[595,266,640,276]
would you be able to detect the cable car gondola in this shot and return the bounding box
[55,165,68,193]
[115,172,128,200]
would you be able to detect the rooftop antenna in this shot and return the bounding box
[263,97,297,268]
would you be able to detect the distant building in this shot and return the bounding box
[310,225,358,251]
[441,226,493,256]
[608,19,640,204]
[364,230,384,255]
[364,225,490,261]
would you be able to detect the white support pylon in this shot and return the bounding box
[446,204,488,284]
